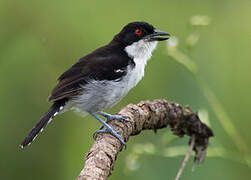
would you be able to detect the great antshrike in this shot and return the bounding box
[20,21,170,148]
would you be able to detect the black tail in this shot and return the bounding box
[20,101,65,148]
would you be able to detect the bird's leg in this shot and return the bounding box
[88,111,126,146]
[98,111,130,123]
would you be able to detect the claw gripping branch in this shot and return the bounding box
[77,99,213,180]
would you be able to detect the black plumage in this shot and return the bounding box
[48,41,134,102]
[20,100,65,148]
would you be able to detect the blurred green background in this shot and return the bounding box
[1,0,251,179]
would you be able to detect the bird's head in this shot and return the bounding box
[114,21,170,58]
[115,21,170,45]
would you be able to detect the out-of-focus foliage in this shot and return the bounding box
[1,0,251,180]
[126,16,251,177]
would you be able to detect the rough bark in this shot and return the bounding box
[77,99,214,180]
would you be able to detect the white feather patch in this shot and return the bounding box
[53,112,58,117]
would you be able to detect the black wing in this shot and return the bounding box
[48,45,132,102]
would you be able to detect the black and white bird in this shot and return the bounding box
[20,21,170,148]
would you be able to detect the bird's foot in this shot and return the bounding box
[93,128,126,147]
[98,111,130,123]
[88,111,127,147]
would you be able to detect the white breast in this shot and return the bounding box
[72,40,158,113]
[124,39,158,89]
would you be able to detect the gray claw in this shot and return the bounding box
[88,111,127,148]
[98,112,131,130]
[93,128,126,147]
[117,115,131,122]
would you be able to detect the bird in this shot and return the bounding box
[20,21,170,148]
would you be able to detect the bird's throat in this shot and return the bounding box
[124,40,158,59]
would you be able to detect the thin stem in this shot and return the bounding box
[175,135,195,180]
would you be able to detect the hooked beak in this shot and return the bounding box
[145,29,170,42]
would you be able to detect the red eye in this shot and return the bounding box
[135,29,142,35]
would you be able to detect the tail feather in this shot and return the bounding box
[20,101,64,148]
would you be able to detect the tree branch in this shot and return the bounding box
[76,99,214,180]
